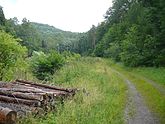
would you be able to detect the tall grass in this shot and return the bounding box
[19,57,127,124]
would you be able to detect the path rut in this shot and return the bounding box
[142,77,165,96]
[128,72,165,96]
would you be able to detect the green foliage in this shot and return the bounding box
[93,41,105,57]
[0,30,27,80]
[105,42,121,61]
[120,25,156,66]
[31,22,81,53]
[15,18,41,56]
[61,51,81,62]
[30,51,65,80]
[94,23,127,59]
[84,0,165,67]
[0,6,5,26]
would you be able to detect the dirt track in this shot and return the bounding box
[111,69,159,124]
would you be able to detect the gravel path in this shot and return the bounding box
[124,79,159,124]
[111,69,159,124]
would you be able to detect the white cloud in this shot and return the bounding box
[0,0,112,32]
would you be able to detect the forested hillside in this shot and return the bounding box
[31,22,81,53]
[0,6,81,56]
[75,0,165,67]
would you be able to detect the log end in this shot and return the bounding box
[0,107,17,124]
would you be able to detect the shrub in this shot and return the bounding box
[31,51,65,80]
[0,31,27,81]
[61,51,81,62]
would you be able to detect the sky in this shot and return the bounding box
[0,0,112,32]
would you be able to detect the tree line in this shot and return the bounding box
[73,0,165,67]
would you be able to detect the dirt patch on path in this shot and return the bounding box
[111,69,159,124]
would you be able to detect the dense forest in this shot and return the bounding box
[73,0,165,67]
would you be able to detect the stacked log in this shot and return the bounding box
[0,80,76,124]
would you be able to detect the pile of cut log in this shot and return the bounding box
[0,79,76,124]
